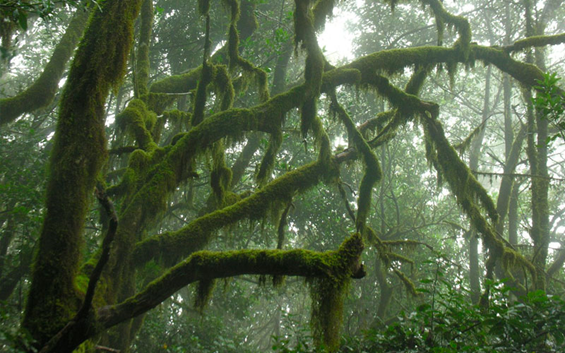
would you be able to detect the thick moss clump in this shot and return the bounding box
[294,0,325,137]
[115,99,157,150]
[309,233,364,351]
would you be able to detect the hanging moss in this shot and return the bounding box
[192,63,213,126]
[293,0,325,138]
[213,64,235,110]
[256,129,283,186]
[311,116,332,169]
[101,234,364,332]
[423,116,498,222]
[421,115,536,283]
[346,46,457,78]
[133,159,340,265]
[211,141,234,206]
[453,121,487,154]
[194,279,216,312]
[321,68,361,91]
[422,0,471,58]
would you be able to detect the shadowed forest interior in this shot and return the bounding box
[1,0,565,351]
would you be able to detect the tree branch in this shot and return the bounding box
[101,234,365,328]
[0,7,90,125]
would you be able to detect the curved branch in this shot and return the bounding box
[0,7,90,126]
[102,234,364,328]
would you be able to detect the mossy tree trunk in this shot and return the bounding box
[22,0,144,348]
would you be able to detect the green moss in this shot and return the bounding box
[134,0,153,98]
[211,141,233,206]
[423,116,498,223]
[115,99,156,150]
[23,0,144,344]
[309,276,348,351]
[75,274,90,295]
[72,340,96,353]
[150,67,201,94]
[346,46,458,79]
[506,33,565,53]
[143,92,177,115]
[133,160,339,265]
[105,235,363,336]
[214,65,235,110]
[256,129,283,186]
[329,93,381,232]
[293,0,325,138]
[422,0,471,58]
[192,62,214,126]
[421,114,537,286]
[194,279,216,312]
[309,233,364,351]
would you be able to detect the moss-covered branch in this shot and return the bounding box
[504,32,565,53]
[131,68,434,267]
[0,7,90,125]
[127,41,551,279]
[133,159,337,265]
[329,93,381,232]
[102,234,365,329]
[421,114,536,280]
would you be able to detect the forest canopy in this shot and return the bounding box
[1,0,565,352]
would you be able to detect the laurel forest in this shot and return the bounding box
[1,0,565,351]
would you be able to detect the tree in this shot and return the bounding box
[1,0,565,351]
